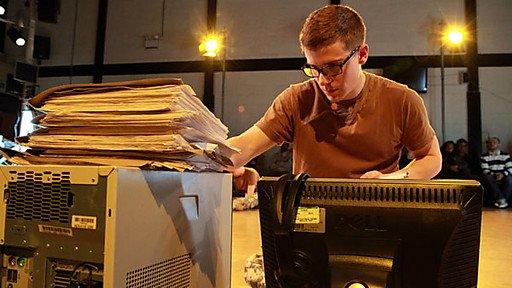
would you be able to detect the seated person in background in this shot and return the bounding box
[228,5,442,190]
[441,141,456,156]
[438,141,456,178]
[255,143,293,176]
[480,137,512,208]
[439,140,473,179]
[455,138,481,176]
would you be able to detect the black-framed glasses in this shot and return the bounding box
[301,45,361,78]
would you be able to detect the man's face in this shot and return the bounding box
[457,141,468,154]
[486,138,500,151]
[446,143,455,153]
[303,41,368,102]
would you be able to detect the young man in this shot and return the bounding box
[480,137,512,208]
[229,5,441,188]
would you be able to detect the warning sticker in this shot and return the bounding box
[294,207,325,233]
[71,215,97,230]
[38,225,73,236]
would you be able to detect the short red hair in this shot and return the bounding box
[300,5,366,52]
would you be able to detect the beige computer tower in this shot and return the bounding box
[0,165,232,287]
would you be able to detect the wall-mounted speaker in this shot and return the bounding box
[33,35,51,60]
[37,0,60,23]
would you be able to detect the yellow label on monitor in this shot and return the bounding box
[295,207,325,233]
[295,206,320,224]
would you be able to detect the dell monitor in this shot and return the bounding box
[257,174,482,288]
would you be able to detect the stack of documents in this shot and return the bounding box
[8,78,238,171]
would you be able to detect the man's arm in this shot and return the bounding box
[361,135,442,180]
[480,155,490,175]
[227,126,276,193]
[504,154,512,176]
[227,125,276,168]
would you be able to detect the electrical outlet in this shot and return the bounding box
[458,71,468,84]
[144,35,160,49]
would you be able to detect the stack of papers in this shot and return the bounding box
[7,78,238,171]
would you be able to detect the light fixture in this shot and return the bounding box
[199,33,223,57]
[447,30,463,45]
[199,30,228,119]
[0,0,6,16]
[7,26,25,46]
[442,25,466,47]
[439,22,467,142]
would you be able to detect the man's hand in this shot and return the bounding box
[495,172,505,181]
[360,170,410,179]
[232,167,260,195]
[360,170,383,179]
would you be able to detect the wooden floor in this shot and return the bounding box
[478,208,512,288]
[231,208,512,288]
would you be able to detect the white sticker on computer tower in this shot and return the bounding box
[294,208,326,233]
[38,225,73,236]
[72,215,97,230]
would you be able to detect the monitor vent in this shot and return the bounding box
[6,170,71,223]
[125,254,191,288]
[439,196,481,287]
[303,183,459,204]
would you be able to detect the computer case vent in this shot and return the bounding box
[126,254,192,288]
[6,170,71,223]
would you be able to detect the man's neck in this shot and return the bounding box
[330,71,366,103]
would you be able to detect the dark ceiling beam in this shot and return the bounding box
[38,53,511,77]
[464,0,482,158]
[93,0,108,83]
[203,0,217,112]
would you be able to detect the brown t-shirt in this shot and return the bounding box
[255,72,435,178]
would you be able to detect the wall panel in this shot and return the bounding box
[480,67,512,152]
[36,0,98,66]
[344,0,465,56]
[477,0,512,54]
[217,0,329,59]
[104,0,207,64]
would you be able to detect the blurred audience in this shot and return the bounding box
[455,138,482,175]
[438,141,457,178]
[255,143,293,176]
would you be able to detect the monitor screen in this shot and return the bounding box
[14,61,38,84]
[257,175,482,288]
[5,73,24,95]
[383,58,428,94]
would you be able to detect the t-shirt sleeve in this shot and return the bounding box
[255,87,296,144]
[401,91,435,156]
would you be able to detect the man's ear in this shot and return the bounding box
[358,43,369,65]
